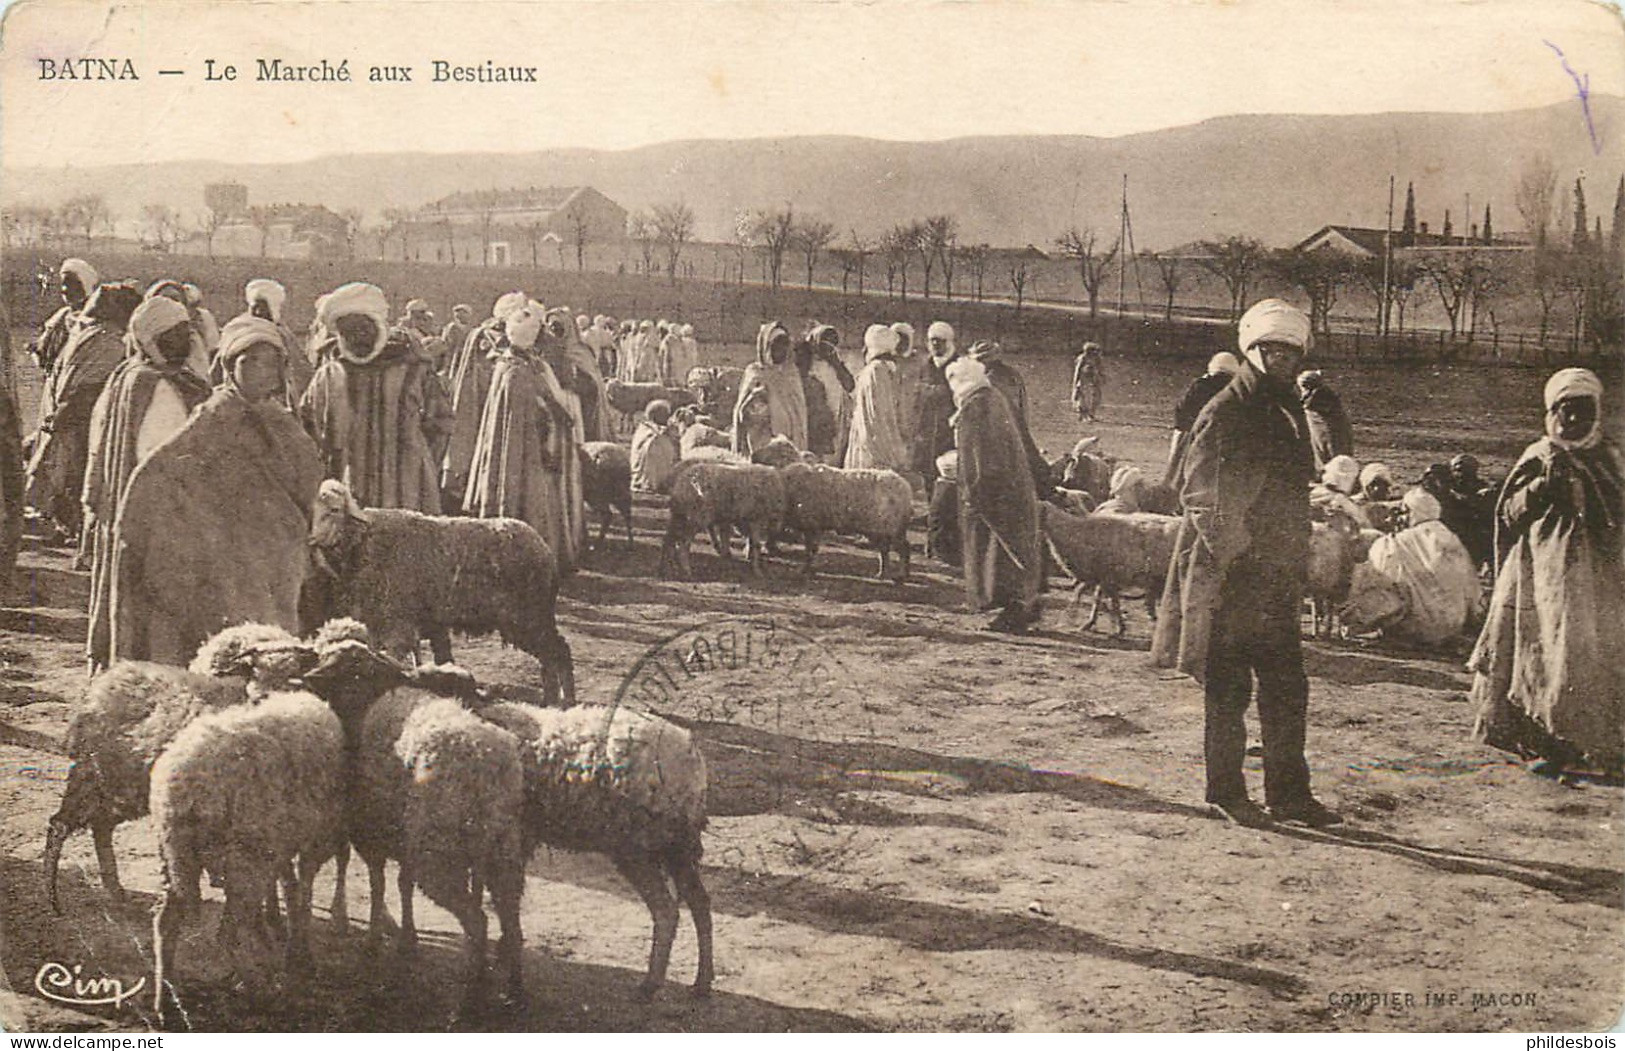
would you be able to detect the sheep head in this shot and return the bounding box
[189,622,302,678]
[298,639,410,740]
[309,479,370,550]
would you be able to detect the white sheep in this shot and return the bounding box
[779,462,913,581]
[478,701,714,1000]
[679,422,734,459]
[42,623,302,914]
[300,641,527,1018]
[1307,516,1359,638]
[307,480,575,705]
[1040,505,1180,636]
[150,691,345,1024]
[661,460,785,578]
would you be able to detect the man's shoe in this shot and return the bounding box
[1208,797,1273,828]
[1270,798,1344,827]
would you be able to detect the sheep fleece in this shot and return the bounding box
[780,463,911,540]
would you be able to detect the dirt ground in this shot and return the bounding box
[0,349,1620,1033]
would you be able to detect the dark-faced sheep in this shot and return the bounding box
[307,480,574,704]
[479,701,713,1000]
[779,462,913,581]
[581,441,634,550]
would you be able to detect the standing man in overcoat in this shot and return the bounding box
[1151,299,1341,828]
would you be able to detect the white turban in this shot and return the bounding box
[1110,465,1145,500]
[244,278,287,322]
[890,321,915,351]
[681,323,695,338]
[945,356,990,407]
[927,321,954,342]
[181,283,204,307]
[218,315,286,368]
[60,258,98,291]
[126,297,191,360]
[492,291,528,322]
[506,306,543,350]
[1207,351,1241,376]
[1237,298,1311,371]
[575,314,590,332]
[1402,488,1441,526]
[318,282,389,360]
[1321,454,1360,496]
[864,323,900,360]
[1544,367,1604,450]
[1359,462,1393,495]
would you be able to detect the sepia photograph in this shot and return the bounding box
[0,0,1622,1034]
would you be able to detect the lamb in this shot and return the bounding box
[1307,516,1359,638]
[661,460,785,579]
[778,462,913,581]
[300,641,526,1017]
[307,479,575,704]
[478,700,713,1000]
[150,691,346,1023]
[1040,504,1180,636]
[580,440,634,550]
[42,622,303,913]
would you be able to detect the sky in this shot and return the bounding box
[2,0,1623,170]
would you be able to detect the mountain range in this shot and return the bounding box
[6,97,1621,250]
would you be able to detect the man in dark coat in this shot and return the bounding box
[967,340,1050,500]
[913,324,960,495]
[1164,351,1241,489]
[1153,300,1340,828]
[1297,369,1354,471]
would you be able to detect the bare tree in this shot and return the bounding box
[480,207,495,267]
[1268,249,1351,335]
[1419,251,1484,342]
[1056,226,1120,317]
[884,224,914,299]
[847,229,872,297]
[791,217,835,289]
[566,208,591,271]
[729,211,755,285]
[1151,251,1186,321]
[60,194,110,250]
[200,204,229,259]
[747,206,797,291]
[141,203,184,252]
[960,243,991,301]
[249,205,277,258]
[1196,235,1267,321]
[627,210,657,277]
[1009,256,1031,311]
[653,202,696,282]
[924,215,958,299]
[907,220,937,298]
[523,217,544,268]
[340,207,364,261]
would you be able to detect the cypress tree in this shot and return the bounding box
[1442,209,1453,243]
[1572,176,1589,252]
[1482,203,1493,244]
[1401,182,1417,246]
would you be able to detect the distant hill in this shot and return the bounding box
[6,98,1621,251]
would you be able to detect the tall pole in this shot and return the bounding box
[1117,173,1129,317]
[1381,175,1395,337]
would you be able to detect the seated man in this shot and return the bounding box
[631,399,680,494]
[1360,488,1484,648]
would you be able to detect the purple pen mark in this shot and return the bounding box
[1544,39,1601,155]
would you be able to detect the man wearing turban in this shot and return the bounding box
[948,356,1042,634]
[82,297,214,671]
[441,291,526,513]
[1164,352,1241,491]
[107,315,322,667]
[845,324,908,472]
[733,321,809,458]
[28,258,97,380]
[1152,299,1339,828]
[299,282,451,514]
[912,321,960,493]
[796,323,854,461]
[227,277,313,407]
[1469,367,1624,777]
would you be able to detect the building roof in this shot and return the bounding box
[421,186,588,215]
[1295,224,1530,255]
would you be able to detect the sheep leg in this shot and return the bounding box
[428,628,453,666]
[669,858,714,997]
[92,821,123,903]
[366,858,389,949]
[396,862,418,956]
[895,535,911,584]
[745,525,768,578]
[801,531,819,578]
[709,524,732,560]
[876,537,890,582]
[622,504,635,549]
[1083,585,1104,631]
[487,862,526,1007]
[615,856,680,1001]
[330,841,349,929]
[152,891,188,1026]
[280,866,306,972]
[1110,591,1127,638]
[1066,582,1088,620]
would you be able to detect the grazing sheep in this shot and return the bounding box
[307,480,575,704]
[779,462,913,581]
[478,701,712,1000]
[1307,516,1359,638]
[301,642,526,1017]
[150,691,345,1023]
[661,461,785,579]
[42,623,299,912]
[1040,505,1179,636]
[581,441,634,550]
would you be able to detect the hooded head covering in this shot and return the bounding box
[127,297,192,363]
[1297,369,1324,394]
[404,298,431,315]
[1207,351,1241,376]
[945,356,991,407]
[891,321,915,354]
[506,305,543,351]
[1322,454,1360,495]
[83,282,143,328]
[319,282,390,362]
[1109,465,1148,510]
[1543,367,1604,450]
[681,323,695,338]
[60,258,98,294]
[145,279,188,304]
[757,321,792,365]
[1237,298,1311,372]
[966,339,1002,363]
[181,283,204,307]
[1402,487,1442,525]
[244,278,287,322]
[1450,453,1479,476]
[217,315,287,370]
[864,324,900,362]
[575,313,591,332]
[1359,462,1394,498]
[492,291,529,322]
[646,399,673,426]
[807,323,839,348]
[926,321,957,365]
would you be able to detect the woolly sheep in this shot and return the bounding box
[779,462,913,581]
[661,460,785,579]
[581,440,634,550]
[478,701,713,999]
[1040,505,1179,637]
[679,443,748,467]
[301,642,526,1017]
[41,622,302,913]
[606,379,696,432]
[752,435,806,468]
[150,691,345,1023]
[308,480,575,705]
[1307,516,1359,638]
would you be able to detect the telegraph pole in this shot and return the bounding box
[1381,175,1395,337]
